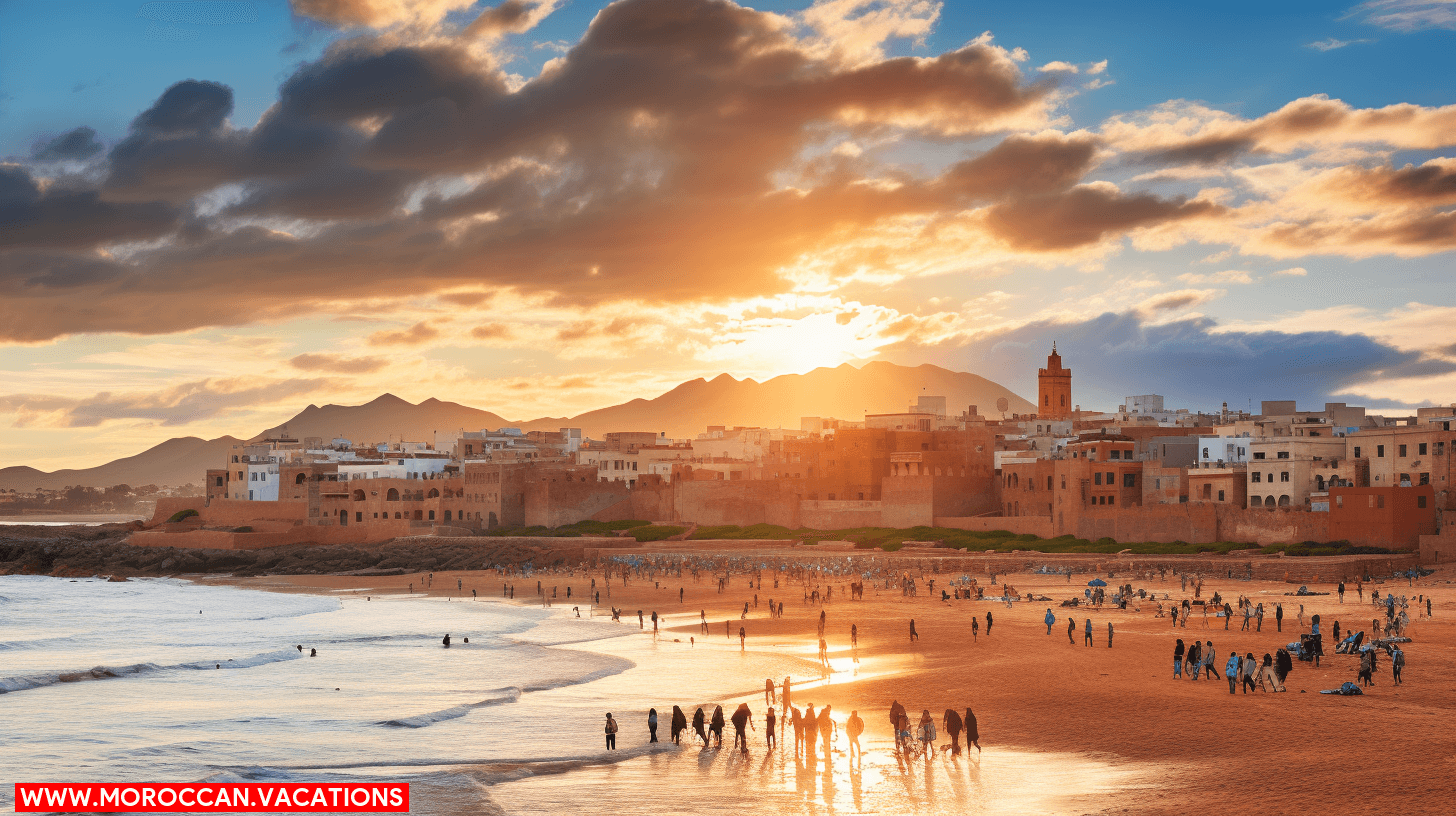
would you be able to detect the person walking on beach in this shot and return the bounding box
[1242,653,1258,694]
[1045,608,1055,635]
[766,677,776,706]
[1276,603,1283,632]
[1171,605,1178,628]
[1223,601,1232,630]
[1186,641,1201,679]
[986,610,993,635]
[1256,603,1264,632]
[1225,652,1240,694]
[790,707,804,756]
[765,706,777,750]
[818,704,836,757]
[605,713,618,750]
[710,705,726,748]
[943,708,963,756]
[847,710,864,761]
[1338,581,1345,603]
[700,610,708,634]
[964,707,981,753]
[731,703,754,753]
[851,623,859,663]
[648,708,658,742]
[1107,621,1114,648]
[1174,639,1185,678]
[671,706,687,745]
[1084,618,1093,646]
[739,625,746,651]
[972,616,978,641]
[692,707,709,746]
[909,619,919,642]
[1068,617,1076,645]
[1392,645,1404,685]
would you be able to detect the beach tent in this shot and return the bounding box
[1087,578,1107,587]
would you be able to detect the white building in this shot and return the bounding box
[1197,435,1252,469]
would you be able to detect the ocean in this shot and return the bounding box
[1,576,1150,815]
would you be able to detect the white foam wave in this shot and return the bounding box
[379,688,524,728]
[0,648,301,695]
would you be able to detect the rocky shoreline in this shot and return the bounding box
[0,524,595,578]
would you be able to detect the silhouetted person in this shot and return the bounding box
[309,648,316,657]
[943,709,963,755]
[693,707,709,746]
[442,634,451,647]
[648,707,658,742]
[710,705,725,748]
[731,703,754,753]
[671,705,687,744]
[765,706,777,750]
[605,713,618,750]
[964,707,981,752]
[909,619,918,642]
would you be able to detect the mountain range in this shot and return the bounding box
[2,362,1034,491]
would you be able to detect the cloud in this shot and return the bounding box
[463,0,559,40]
[290,0,480,29]
[1348,0,1456,31]
[1036,61,1078,73]
[470,322,512,339]
[893,309,1456,412]
[1306,37,1372,51]
[1176,269,1252,284]
[983,182,1223,250]
[367,321,439,345]
[30,127,105,162]
[0,165,180,253]
[1135,288,1220,315]
[289,352,388,373]
[1272,266,1308,277]
[0,377,326,428]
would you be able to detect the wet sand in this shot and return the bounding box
[215,560,1456,815]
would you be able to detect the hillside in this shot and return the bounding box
[2,362,1034,488]
[0,435,240,492]
[251,394,511,444]
[514,361,1036,437]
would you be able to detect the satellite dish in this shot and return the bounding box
[995,397,1009,417]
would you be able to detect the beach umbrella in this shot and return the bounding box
[1087,578,1107,587]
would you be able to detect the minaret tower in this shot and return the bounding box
[1038,342,1072,420]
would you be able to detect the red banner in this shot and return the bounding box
[14,783,409,813]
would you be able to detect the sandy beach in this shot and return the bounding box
[209,552,1456,815]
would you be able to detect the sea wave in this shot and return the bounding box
[378,688,523,728]
[0,648,302,695]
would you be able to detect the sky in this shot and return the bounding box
[2,0,1455,472]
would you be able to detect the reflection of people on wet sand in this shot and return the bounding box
[790,707,803,756]
[803,703,820,756]
[846,710,864,761]
[710,705,725,748]
[671,705,687,745]
[731,703,755,753]
[692,707,710,746]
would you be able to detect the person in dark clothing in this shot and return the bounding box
[964,708,981,752]
[765,706,777,750]
[1275,604,1283,632]
[1275,648,1293,683]
[1223,602,1232,630]
[1173,639,1185,678]
[709,705,726,748]
[731,703,754,753]
[693,707,709,746]
[648,708,658,742]
[943,708,964,755]
[1067,617,1076,644]
[442,634,451,647]
[605,713,618,750]
[986,611,993,635]
[1084,618,1093,646]
[671,706,688,745]
[909,619,919,642]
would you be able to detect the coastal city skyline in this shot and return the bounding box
[4,1,1455,469]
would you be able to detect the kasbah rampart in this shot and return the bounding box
[137,346,1456,574]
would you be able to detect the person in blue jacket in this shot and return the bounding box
[1045,608,1055,635]
[1225,652,1241,694]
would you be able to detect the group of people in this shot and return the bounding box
[888,701,981,758]
[1172,637,1295,693]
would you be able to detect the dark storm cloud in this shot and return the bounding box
[902,311,1456,412]
[30,127,105,162]
[0,165,180,252]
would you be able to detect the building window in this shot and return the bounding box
[1420,473,1429,485]
[1253,452,1266,460]
[1094,472,1102,485]
[1106,472,1114,484]
[1418,442,1427,455]
[1377,445,1385,457]
[1252,472,1262,483]
[1110,450,1120,460]
[1280,472,1290,482]
[1276,451,1289,459]
[1218,490,1225,502]
[1237,447,1245,457]
[1202,447,1209,458]
[1354,446,1361,458]
[1418,496,1428,508]
[1123,473,1136,488]
[215,476,224,487]
[1378,495,1385,509]
[1335,495,1342,507]
[1399,444,1407,457]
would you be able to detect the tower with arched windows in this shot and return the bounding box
[1038,342,1072,420]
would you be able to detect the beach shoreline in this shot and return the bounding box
[193,554,1456,815]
